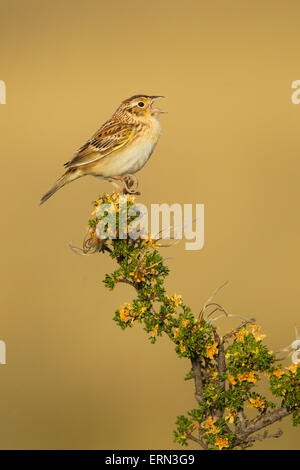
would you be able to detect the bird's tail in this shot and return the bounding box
[40,168,82,205]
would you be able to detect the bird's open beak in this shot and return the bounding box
[150,96,167,114]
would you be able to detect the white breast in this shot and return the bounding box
[94,118,161,178]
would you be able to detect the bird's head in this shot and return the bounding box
[115,95,166,121]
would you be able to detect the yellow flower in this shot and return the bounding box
[248,397,265,409]
[228,374,237,385]
[173,328,180,339]
[91,198,104,215]
[143,237,157,248]
[119,303,132,323]
[182,319,190,327]
[203,416,216,428]
[120,311,128,323]
[248,323,260,331]
[234,323,266,343]
[202,416,219,434]
[287,363,298,374]
[253,332,266,341]
[179,342,186,353]
[173,294,182,306]
[234,328,248,343]
[205,342,218,360]
[111,192,119,202]
[152,324,159,337]
[225,410,237,424]
[249,324,266,341]
[226,350,238,359]
[166,312,177,318]
[214,437,229,450]
[167,294,182,307]
[129,270,146,283]
[237,371,257,383]
[272,369,284,378]
[209,426,219,435]
[246,371,257,383]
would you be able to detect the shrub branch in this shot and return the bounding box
[81,192,299,450]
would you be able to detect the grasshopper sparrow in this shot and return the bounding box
[40,95,165,204]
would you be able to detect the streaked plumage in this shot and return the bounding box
[40,95,165,204]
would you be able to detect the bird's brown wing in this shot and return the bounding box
[64,121,136,168]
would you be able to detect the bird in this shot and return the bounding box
[40,95,165,204]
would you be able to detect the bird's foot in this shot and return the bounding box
[109,180,124,193]
[121,174,141,195]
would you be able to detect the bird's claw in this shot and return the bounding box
[122,174,141,195]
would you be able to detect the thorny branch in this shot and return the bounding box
[188,315,294,449]
[223,318,256,343]
[234,408,291,446]
[89,193,299,450]
[114,249,295,449]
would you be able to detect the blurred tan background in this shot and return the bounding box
[0,0,299,450]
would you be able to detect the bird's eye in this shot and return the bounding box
[138,101,145,107]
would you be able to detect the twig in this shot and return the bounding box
[235,408,291,445]
[206,303,230,320]
[116,278,136,288]
[223,318,256,343]
[186,433,208,449]
[199,281,229,319]
[246,428,283,443]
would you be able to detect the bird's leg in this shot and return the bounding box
[121,174,141,195]
[108,174,141,195]
[107,177,123,193]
